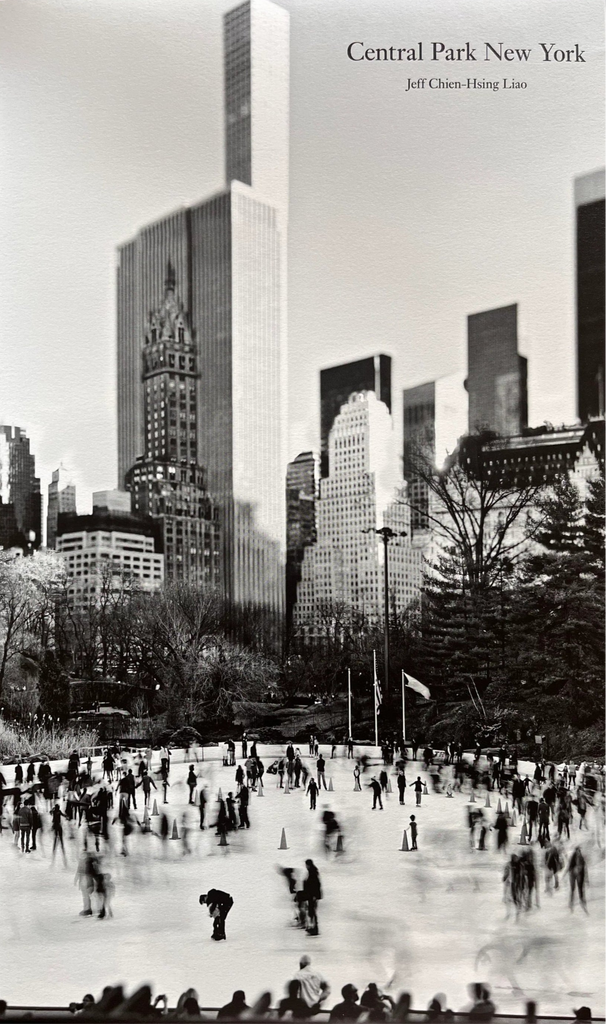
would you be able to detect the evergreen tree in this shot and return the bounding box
[38,649,71,721]
[581,471,605,570]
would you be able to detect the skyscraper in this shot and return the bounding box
[403,373,468,531]
[46,466,77,549]
[125,268,221,588]
[320,355,391,477]
[575,169,605,422]
[294,392,422,633]
[0,426,42,550]
[286,451,319,631]
[117,0,289,613]
[466,304,527,436]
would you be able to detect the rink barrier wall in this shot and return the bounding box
[0,1010,603,1022]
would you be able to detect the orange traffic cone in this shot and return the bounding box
[258,783,264,797]
[496,799,503,814]
[219,831,228,847]
[387,778,393,794]
[511,809,517,826]
[171,818,180,840]
[400,829,409,852]
[151,800,159,816]
[485,792,491,808]
[504,801,510,816]
[469,789,476,803]
[519,822,528,846]
[423,781,428,795]
[278,828,288,850]
[335,833,344,854]
[328,778,334,792]
[284,776,290,793]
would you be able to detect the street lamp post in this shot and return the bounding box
[362,525,407,702]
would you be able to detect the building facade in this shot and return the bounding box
[117,0,288,613]
[467,304,528,437]
[320,355,391,478]
[46,466,77,549]
[125,270,221,588]
[294,392,423,634]
[575,169,605,422]
[403,373,468,533]
[286,451,319,630]
[0,426,42,550]
[56,499,164,610]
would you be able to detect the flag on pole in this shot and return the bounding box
[373,659,382,712]
[404,674,431,700]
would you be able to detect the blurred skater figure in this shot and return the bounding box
[96,872,114,919]
[414,777,423,806]
[137,769,157,807]
[426,994,452,1022]
[347,737,354,758]
[199,889,234,940]
[241,732,248,759]
[160,763,170,804]
[360,983,395,1020]
[303,859,322,935]
[199,787,207,830]
[74,851,98,916]
[331,740,337,759]
[545,841,563,893]
[494,811,509,851]
[294,955,330,1012]
[397,769,407,805]
[238,784,250,828]
[369,778,383,810]
[409,815,418,850]
[525,795,539,841]
[329,985,363,1022]
[379,769,389,793]
[277,980,313,1019]
[566,846,588,913]
[537,798,550,845]
[321,808,341,853]
[218,991,249,1019]
[353,765,362,791]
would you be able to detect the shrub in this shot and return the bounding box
[0,720,99,763]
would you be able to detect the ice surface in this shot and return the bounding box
[0,746,603,1014]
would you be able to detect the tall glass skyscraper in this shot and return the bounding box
[575,169,605,422]
[117,0,289,613]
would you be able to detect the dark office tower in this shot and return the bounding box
[285,451,319,631]
[403,382,435,531]
[466,304,527,436]
[320,355,391,477]
[575,169,605,422]
[0,426,42,550]
[117,0,289,614]
[125,268,221,587]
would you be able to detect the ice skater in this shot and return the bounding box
[397,769,406,805]
[566,846,588,913]
[409,815,418,850]
[369,777,383,810]
[187,766,198,804]
[414,777,423,806]
[200,889,234,940]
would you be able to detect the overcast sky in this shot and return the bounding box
[0,0,603,519]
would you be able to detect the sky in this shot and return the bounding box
[0,0,603,522]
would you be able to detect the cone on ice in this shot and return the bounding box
[258,784,264,797]
[485,792,491,808]
[171,818,180,840]
[512,809,517,826]
[279,828,288,850]
[328,778,334,792]
[496,799,503,814]
[151,800,159,817]
[143,809,151,830]
[519,822,528,846]
[217,788,223,801]
[469,789,476,803]
[505,801,510,815]
[284,776,290,793]
[423,782,428,795]
[219,831,228,847]
[387,779,393,794]
[335,833,344,854]
[400,829,409,852]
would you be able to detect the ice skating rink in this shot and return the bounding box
[0,747,603,1013]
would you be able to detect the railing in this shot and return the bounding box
[0,1007,602,1022]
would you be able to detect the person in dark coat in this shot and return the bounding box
[369,778,383,810]
[278,981,314,1020]
[218,992,249,1020]
[303,859,322,935]
[200,889,234,940]
[329,986,363,1022]
[238,785,250,828]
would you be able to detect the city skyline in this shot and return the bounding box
[0,0,603,517]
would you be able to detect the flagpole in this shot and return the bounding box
[373,650,379,748]
[347,668,352,738]
[401,670,406,751]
